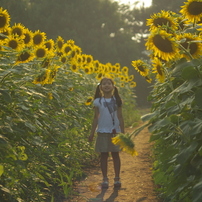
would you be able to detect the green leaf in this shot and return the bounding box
[0,164,4,176]
[195,88,202,109]
[181,66,199,80]
[0,89,12,103]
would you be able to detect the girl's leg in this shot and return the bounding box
[111,152,121,178]
[100,152,109,178]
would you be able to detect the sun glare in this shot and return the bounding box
[114,0,152,8]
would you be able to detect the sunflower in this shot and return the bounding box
[147,10,178,31]
[152,57,165,83]
[23,28,33,47]
[128,74,134,81]
[145,29,180,61]
[34,45,48,58]
[180,0,202,22]
[4,35,24,51]
[0,7,10,32]
[41,58,51,68]
[96,72,104,80]
[129,81,137,88]
[33,30,46,46]
[47,65,59,84]
[62,43,72,55]
[15,50,35,65]
[60,54,68,64]
[70,62,78,72]
[131,60,149,77]
[47,92,53,100]
[11,23,25,38]
[33,69,50,85]
[0,27,10,41]
[176,33,202,60]
[85,96,93,106]
[121,66,129,75]
[93,60,100,72]
[56,36,64,51]
[112,133,138,156]
[44,39,55,52]
[86,54,93,64]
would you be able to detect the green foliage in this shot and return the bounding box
[144,58,202,201]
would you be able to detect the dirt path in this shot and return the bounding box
[68,125,160,202]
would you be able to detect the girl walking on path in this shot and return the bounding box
[88,77,125,189]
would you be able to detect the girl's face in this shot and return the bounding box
[100,79,114,94]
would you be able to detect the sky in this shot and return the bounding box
[114,0,152,8]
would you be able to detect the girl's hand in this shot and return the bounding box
[88,134,94,142]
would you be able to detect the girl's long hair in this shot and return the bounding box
[94,78,122,107]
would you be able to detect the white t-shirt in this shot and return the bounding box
[93,97,121,133]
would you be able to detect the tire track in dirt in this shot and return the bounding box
[68,125,160,202]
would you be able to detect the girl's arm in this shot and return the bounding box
[117,106,125,133]
[88,107,99,142]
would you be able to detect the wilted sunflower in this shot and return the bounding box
[147,10,178,31]
[15,50,35,65]
[145,29,179,61]
[0,7,10,32]
[34,45,48,58]
[85,96,93,106]
[56,36,64,51]
[180,0,202,22]
[33,30,46,46]
[176,33,202,60]
[112,133,138,156]
[132,60,149,77]
[11,23,25,38]
[4,35,24,51]
[23,28,33,47]
[152,57,165,83]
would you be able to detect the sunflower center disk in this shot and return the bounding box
[188,2,202,15]
[153,34,173,53]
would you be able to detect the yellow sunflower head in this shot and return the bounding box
[147,10,178,32]
[121,66,129,75]
[60,54,68,64]
[176,33,202,60]
[11,23,25,38]
[15,50,35,65]
[0,27,11,41]
[180,0,202,22]
[23,28,33,47]
[152,57,165,83]
[33,30,46,46]
[85,96,93,106]
[112,133,138,156]
[56,36,64,51]
[5,35,24,51]
[44,39,55,52]
[70,62,78,72]
[0,7,10,32]
[129,81,137,88]
[62,43,73,55]
[145,29,180,61]
[131,60,149,77]
[34,45,48,58]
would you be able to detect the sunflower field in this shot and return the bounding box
[0,6,139,202]
[132,0,202,201]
